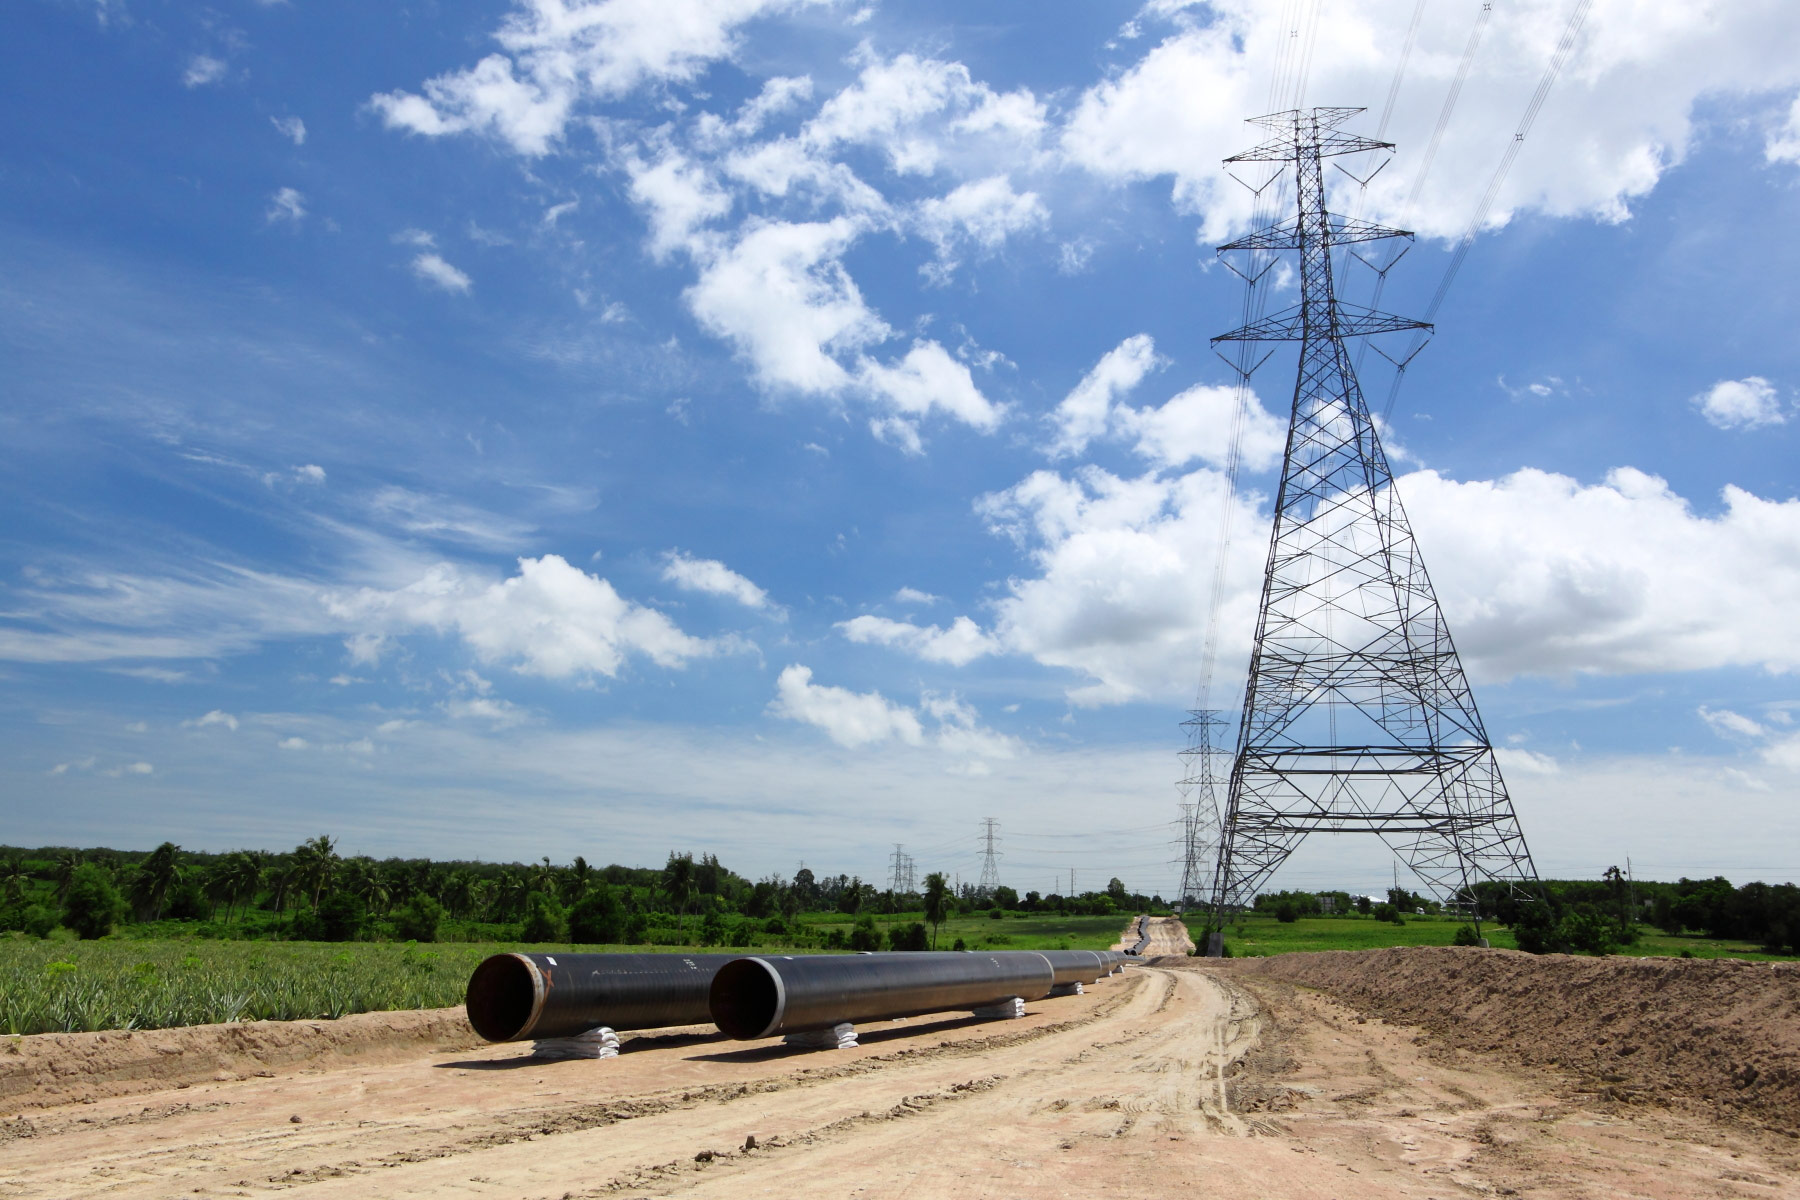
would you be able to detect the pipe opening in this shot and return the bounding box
[710,958,781,1039]
[466,953,541,1042]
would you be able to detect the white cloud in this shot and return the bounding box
[324,554,722,680]
[837,614,998,666]
[972,458,1800,706]
[768,664,923,748]
[856,339,1001,441]
[894,586,940,606]
[1494,747,1560,775]
[1767,92,1800,163]
[915,174,1049,277]
[369,0,830,156]
[977,464,1269,705]
[625,150,734,259]
[1693,376,1785,430]
[265,187,306,224]
[661,550,775,611]
[767,665,1017,758]
[279,737,309,750]
[294,464,326,484]
[1063,1,1800,243]
[271,115,307,145]
[686,217,882,394]
[444,696,531,727]
[191,709,239,732]
[121,761,154,775]
[1699,706,1768,741]
[412,252,473,293]
[1048,334,1161,459]
[1117,382,1286,472]
[183,55,227,88]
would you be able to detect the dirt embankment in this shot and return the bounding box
[1,1007,480,1113]
[1236,946,1800,1136]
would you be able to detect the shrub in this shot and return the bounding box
[951,937,967,951]
[1452,923,1481,946]
[888,922,929,952]
[567,889,626,944]
[1372,903,1400,924]
[517,893,565,943]
[391,895,443,943]
[293,893,366,942]
[63,864,126,940]
[1275,901,1298,924]
[847,916,882,952]
[987,908,1004,920]
[699,911,726,946]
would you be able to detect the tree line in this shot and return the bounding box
[1242,872,1799,956]
[0,841,1162,948]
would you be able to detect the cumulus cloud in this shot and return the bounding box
[271,115,306,145]
[1063,0,1800,243]
[686,217,882,393]
[1049,334,1161,459]
[369,0,830,156]
[266,187,306,224]
[767,664,1017,757]
[412,252,473,293]
[1693,376,1785,430]
[914,174,1048,276]
[1117,382,1287,472]
[661,550,775,611]
[838,614,998,666]
[969,460,1800,705]
[325,554,722,680]
[894,586,941,605]
[768,664,923,748]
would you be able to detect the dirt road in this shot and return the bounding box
[4,959,1796,1198]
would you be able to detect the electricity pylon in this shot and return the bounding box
[978,818,1002,897]
[1205,108,1539,954]
[1176,709,1227,909]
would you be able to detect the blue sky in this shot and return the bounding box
[4,0,1798,896]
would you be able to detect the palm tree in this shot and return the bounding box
[662,852,696,927]
[343,858,389,915]
[292,835,340,908]
[0,857,30,904]
[923,872,950,949]
[222,851,264,921]
[567,855,592,903]
[132,842,183,921]
[529,857,560,900]
[52,851,83,901]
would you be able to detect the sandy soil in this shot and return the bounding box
[1109,914,1193,957]
[5,948,1798,1199]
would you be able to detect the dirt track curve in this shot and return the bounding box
[4,954,1798,1198]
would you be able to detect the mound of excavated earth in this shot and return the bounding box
[0,1008,482,1111]
[1234,945,1800,1135]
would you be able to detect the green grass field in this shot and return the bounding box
[798,911,1126,952]
[9,912,1783,1037]
[1218,914,1790,961]
[0,912,1127,1036]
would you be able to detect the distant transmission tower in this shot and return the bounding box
[1205,108,1539,954]
[889,844,907,894]
[977,818,1002,897]
[1176,709,1227,908]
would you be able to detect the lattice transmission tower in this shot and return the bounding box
[1175,709,1228,909]
[1204,108,1539,953]
[977,818,1002,897]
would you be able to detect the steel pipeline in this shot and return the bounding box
[465,952,742,1042]
[710,951,1056,1039]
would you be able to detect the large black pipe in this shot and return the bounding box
[465,952,742,1042]
[710,951,1055,1040]
[999,949,1106,986]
